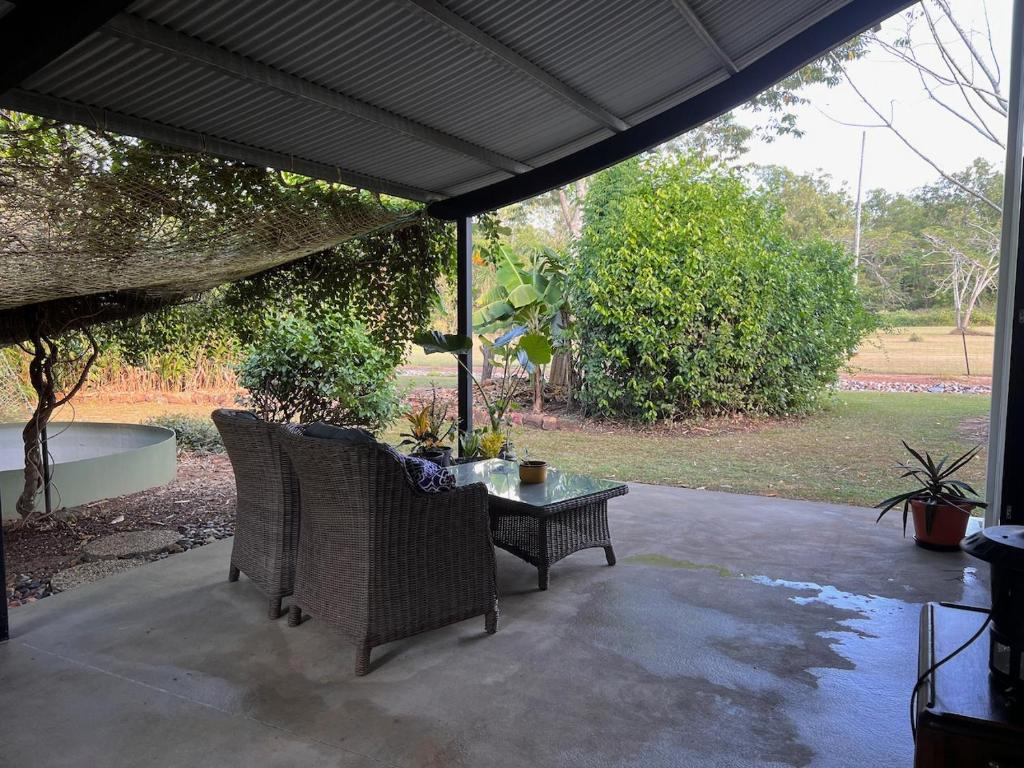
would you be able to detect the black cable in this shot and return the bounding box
[910,611,992,739]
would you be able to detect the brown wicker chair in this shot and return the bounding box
[278,428,498,675]
[212,409,300,619]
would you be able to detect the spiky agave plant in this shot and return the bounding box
[876,441,986,536]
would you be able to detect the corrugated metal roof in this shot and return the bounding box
[1,0,905,210]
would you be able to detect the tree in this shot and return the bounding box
[919,160,1003,329]
[831,0,1006,215]
[753,166,854,243]
[571,155,872,423]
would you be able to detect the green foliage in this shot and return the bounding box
[224,216,453,362]
[238,312,399,430]
[754,166,852,242]
[876,442,985,536]
[571,156,873,423]
[876,307,996,327]
[412,328,550,430]
[144,414,224,455]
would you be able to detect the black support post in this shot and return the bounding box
[1,489,8,642]
[456,216,473,444]
[1000,169,1024,525]
[993,0,1024,525]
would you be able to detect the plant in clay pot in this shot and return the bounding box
[876,441,986,551]
[517,447,547,485]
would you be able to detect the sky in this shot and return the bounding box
[734,0,1012,196]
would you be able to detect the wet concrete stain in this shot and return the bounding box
[623,553,733,577]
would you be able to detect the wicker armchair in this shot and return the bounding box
[278,429,498,675]
[212,409,300,619]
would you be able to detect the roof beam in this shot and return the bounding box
[0,0,133,95]
[2,89,441,202]
[104,13,531,175]
[428,0,915,219]
[403,0,630,133]
[669,0,738,74]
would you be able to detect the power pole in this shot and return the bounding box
[852,130,866,285]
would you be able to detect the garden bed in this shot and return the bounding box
[4,453,235,607]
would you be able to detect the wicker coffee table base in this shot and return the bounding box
[490,498,616,590]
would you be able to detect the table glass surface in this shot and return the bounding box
[447,459,625,509]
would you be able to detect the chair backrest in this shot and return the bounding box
[276,428,412,521]
[212,409,297,516]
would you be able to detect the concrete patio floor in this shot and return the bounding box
[0,483,989,768]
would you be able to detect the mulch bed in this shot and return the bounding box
[4,453,236,607]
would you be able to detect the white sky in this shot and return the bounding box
[734,0,1013,195]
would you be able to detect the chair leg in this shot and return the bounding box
[538,566,549,591]
[228,565,240,582]
[268,597,283,620]
[604,546,616,567]
[287,605,302,627]
[355,643,372,676]
[485,609,498,634]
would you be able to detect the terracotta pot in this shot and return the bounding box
[519,460,548,485]
[910,498,975,551]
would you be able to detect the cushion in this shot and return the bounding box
[305,422,376,444]
[404,455,455,493]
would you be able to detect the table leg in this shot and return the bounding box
[537,518,549,590]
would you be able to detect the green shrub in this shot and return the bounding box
[145,414,224,454]
[236,312,399,431]
[876,307,996,328]
[570,156,873,423]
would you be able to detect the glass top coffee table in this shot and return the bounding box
[447,459,628,590]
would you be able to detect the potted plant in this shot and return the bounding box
[412,327,550,458]
[876,442,986,550]
[398,388,455,466]
[517,448,547,484]
[454,428,485,464]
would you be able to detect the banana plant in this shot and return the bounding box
[472,245,567,411]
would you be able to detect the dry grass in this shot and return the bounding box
[60,399,225,424]
[848,326,993,377]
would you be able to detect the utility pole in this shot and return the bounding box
[852,130,866,285]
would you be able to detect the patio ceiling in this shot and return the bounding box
[0,0,912,219]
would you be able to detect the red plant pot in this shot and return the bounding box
[910,498,975,551]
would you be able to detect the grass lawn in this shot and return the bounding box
[505,392,990,508]
[402,327,995,379]
[850,326,994,377]
[66,391,989,509]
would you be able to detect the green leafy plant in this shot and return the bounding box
[144,414,224,455]
[237,311,399,431]
[875,442,986,536]
[459,428,484,460]
[414,327,547,432]
[571,155,873,423]
[475,244,566,412]
[399,387,455,453]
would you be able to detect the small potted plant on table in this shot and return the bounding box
[876,442,986,550]
[518,448,547,485]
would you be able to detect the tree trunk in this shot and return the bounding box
[548,351,570,387]
[17,331,98,524]
[532,368,544,413]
